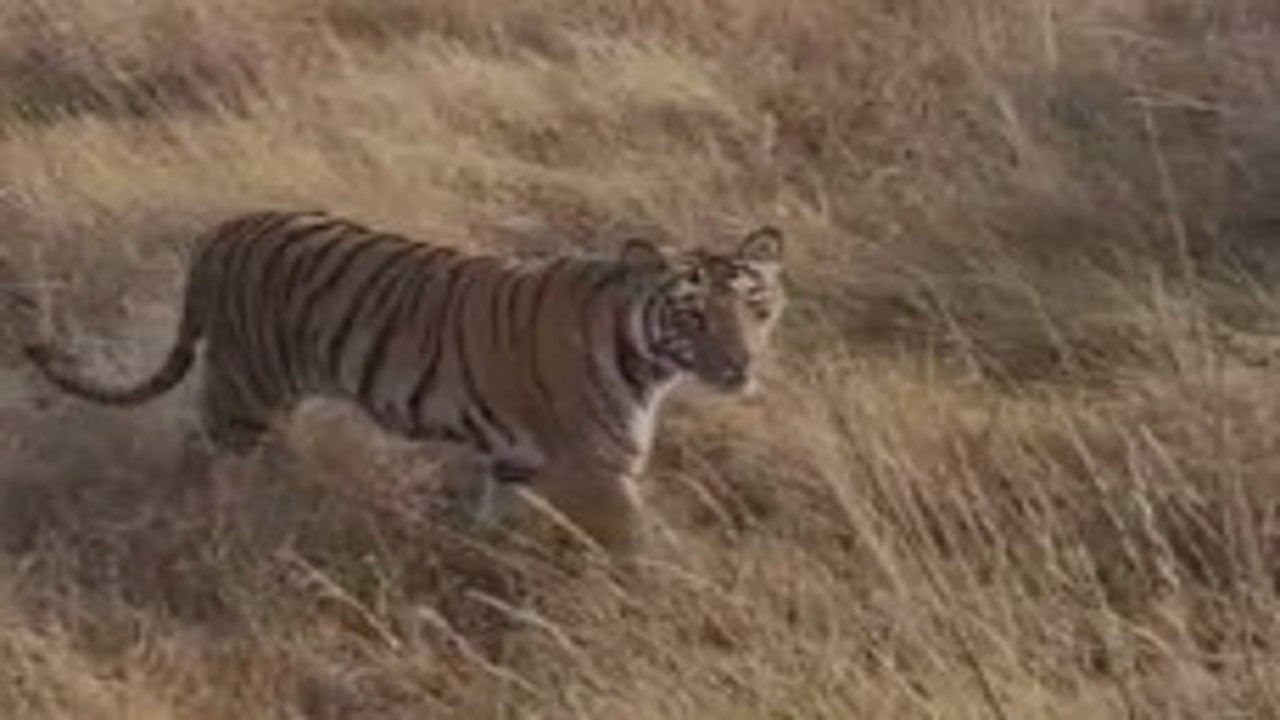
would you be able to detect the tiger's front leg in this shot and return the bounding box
[469,457,647,568]
[470,459,535,530]
[528,462,648,568]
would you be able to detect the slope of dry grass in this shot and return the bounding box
[4,0,1280,718]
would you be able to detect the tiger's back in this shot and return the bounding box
[188,212,647,458]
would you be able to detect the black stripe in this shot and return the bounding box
[223,212,299,406]
[581,268,632,415]
[492,461,534,485]
[641,275,684,362]
[392,248,456,427]
[642,292,670,356]
[218,212,293,299]
[325,243,422,380]
[453,266,517,447]
[254,217,341,395]
[277,219,348,300]
[277,224,360,385]
[615,309,648,402]
[291,232,392,378]
[417,261,485,447]
[275,222,351,386]
[224,210,288,240]
[295,231,394,324]
[236,214,309,401]
[284,222,360,297]
[224,212,299,345]
[198,212,270,261]
[355,246,434,401]
[355,302,406,402]
[489,265,512,352]
[525,259,576,417]
[283,224,370,318]
[460,412,492,453]
[524,258,570,348]
[573,267,640,451]
[366,243,434,319]
[503,270,533,352]
[407,258,477,433]
[617,293,674,403]
[527,261,634,452]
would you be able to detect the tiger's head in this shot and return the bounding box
[622,226,786,395]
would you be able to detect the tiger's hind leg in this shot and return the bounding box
[184,358,291,535]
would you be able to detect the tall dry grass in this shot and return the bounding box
[3,0,1280,717]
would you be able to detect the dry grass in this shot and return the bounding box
[3,0,1280,717]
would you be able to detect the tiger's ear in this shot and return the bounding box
[736,226,784,265]
[619,238,668,269]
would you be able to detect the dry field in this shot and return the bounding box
[3,0,1280,717]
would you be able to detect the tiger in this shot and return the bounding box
[23,210,787,563]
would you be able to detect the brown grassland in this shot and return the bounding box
[3,0,1280,717]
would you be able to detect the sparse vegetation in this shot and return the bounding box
[3,0,1280,717]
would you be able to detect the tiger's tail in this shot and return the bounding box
[23,264,207,407]
[25,338,197,406]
